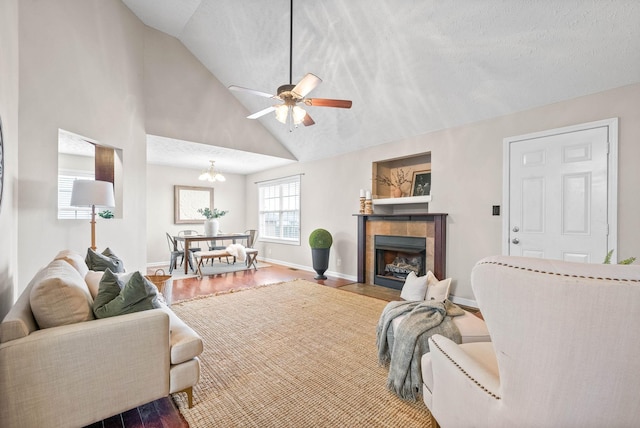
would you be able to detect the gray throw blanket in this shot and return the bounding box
[376,299,464,401]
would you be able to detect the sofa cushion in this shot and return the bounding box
[425,271,452,302]
[93,271,162,318]
[54,250,90,278]
[85,247,125,272]
[400,271,429,301]
[29,260,95,329]
[84,270,104,299]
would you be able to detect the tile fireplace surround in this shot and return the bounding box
[354,213,447,286]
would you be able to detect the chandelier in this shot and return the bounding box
[198,160,226,182]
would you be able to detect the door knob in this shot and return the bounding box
[512,226,519,232]
[512,238,520,244]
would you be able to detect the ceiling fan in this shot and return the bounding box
[228,0,352,131]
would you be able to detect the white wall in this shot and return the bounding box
[247,83,640,302]
[0,0,19,319]
[143,27,294,161]
[17,0,148,287]
[146,164,247,265]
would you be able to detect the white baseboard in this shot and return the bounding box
[259,257,358,282]
[448,295,478,308]
[147,261,167,268]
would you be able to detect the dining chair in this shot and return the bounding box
[166,232,193,273]
[177,230,201,270]
[245,229,259,248]
[208,231,231,264]
[244,229,259,269]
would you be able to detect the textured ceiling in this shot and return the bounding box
[124,0,640,171]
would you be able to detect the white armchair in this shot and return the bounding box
[422,255,640,428]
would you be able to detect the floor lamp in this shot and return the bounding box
[70,180,115,251]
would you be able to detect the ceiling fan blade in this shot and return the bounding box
[229,85,277,99]
[292,73,322,98]
[302,112,315,127]
[304,98,353,109]
[247,106,277,119]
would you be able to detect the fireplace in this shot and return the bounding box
[374,235,426,289]
[354,213,447,287]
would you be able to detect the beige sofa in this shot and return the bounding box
[422,255,640,428]
[0,250,203,428]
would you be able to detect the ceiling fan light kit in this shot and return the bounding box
[228,0,352,132]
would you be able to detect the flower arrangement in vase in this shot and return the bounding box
[198,207,228,236]
[375,168,411,197]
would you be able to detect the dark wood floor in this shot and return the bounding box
[153,262,402,303]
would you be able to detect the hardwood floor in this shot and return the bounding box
[151,262,401,303]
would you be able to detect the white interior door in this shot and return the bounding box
[503,119,617,263]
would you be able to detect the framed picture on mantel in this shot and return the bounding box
[411,170,431,196]
[174,185,213,224]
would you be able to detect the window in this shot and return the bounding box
[258,175,301,245]
[58,171,94,219]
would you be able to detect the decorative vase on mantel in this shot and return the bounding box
[392,187,402,198]
[204,219,219,236]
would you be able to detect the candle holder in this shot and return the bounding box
[364,198,373,214]
[359,196,365,214]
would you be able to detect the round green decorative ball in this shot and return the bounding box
[309,228,333,249]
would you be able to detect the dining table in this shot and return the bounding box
[173,233,251,274]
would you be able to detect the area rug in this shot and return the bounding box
[170,279,432,427]
[153,261,271,280]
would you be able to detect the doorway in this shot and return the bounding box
[502,118,618,263]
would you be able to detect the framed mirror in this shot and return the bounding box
[174,185,213,224]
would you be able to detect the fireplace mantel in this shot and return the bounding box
[354,213,447,284]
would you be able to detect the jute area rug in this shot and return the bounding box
[170,279,432,427]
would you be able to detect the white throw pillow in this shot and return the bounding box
[400,271,428,301]
[54,250,89,278]
[425,270,452,302]
[30,260,95,329]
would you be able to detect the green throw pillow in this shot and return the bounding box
[85,247,125,272]
[93,271,162,319]
[92,269,123,311]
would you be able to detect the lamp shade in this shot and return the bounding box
[70,180,115,208]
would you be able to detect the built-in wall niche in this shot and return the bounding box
[370,152,432,215]
[372,152,431,199]
[57,129,123,219]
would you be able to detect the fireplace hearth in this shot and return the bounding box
[374,235,426,289]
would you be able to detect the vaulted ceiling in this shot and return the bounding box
[124,0,640,169]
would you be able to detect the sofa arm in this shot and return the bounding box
[0,309,171,428]
[428,334,500,427]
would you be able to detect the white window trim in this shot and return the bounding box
[258,175,301,246]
